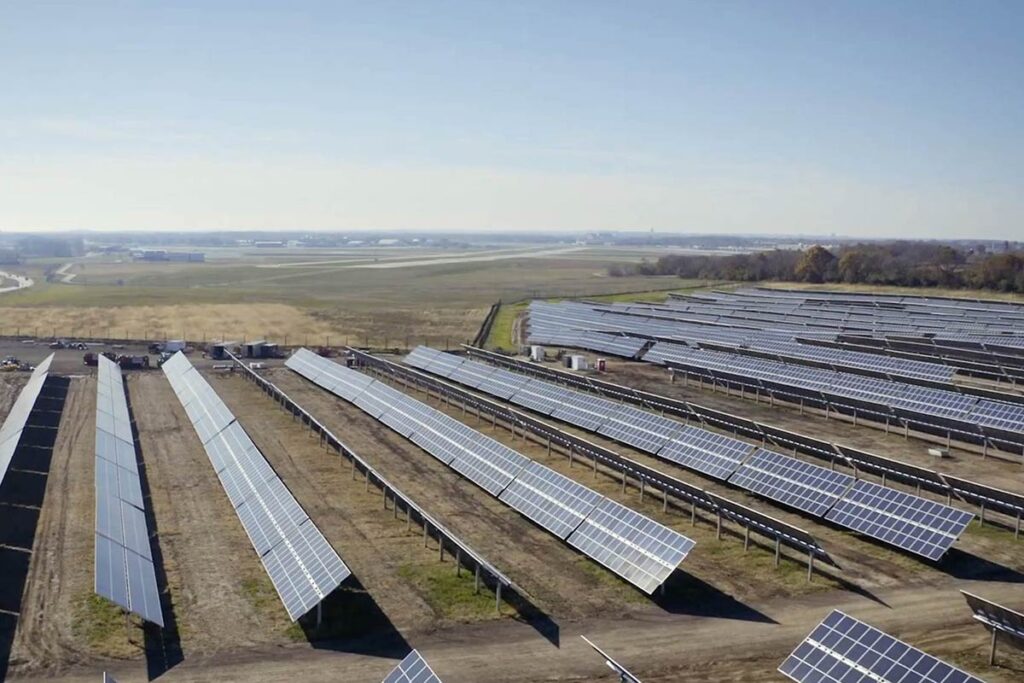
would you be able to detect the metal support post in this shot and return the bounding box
[807,554,814,582]
[474,565,481,594]
[456,550,461,576]
[989,628,997,666]
[743,526,750,551]
[715,513,722,540]
[496,583,502,613]
[774,538,781,567]
[639,477,645,502]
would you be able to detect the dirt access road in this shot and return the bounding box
[12,582,1024,682]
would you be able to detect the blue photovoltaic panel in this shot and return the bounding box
[825,480,974,561]
[499,461,604,538]
[164,352,351,621]
[508,380,571,416]
[658,426,754,480]
[550,392,619,432]
[779,609,985,683]
[296,350,697,593]
[728,449,855,517]
[94,355,164,627]
[596,404,685,454]
[382,649,443,683]
[567,497,696,594]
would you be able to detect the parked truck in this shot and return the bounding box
[148,339,187,354]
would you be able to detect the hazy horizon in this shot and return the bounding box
[2,2,1022,239]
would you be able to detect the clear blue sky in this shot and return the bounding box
[1,1,1021,237]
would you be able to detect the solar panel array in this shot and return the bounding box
[526,294,1024,391]
[382,649,443,683]
[93,355,164,626]
[161,352,351,621]
[407,347,975,561]
[288,348,695,594]
[645,342,1024,438]
[961,590,1024,646]
[779,609,985,683]
[0,354,54,489]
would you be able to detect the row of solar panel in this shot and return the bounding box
[467,345,1024,522]
[0,354,54,488]
[645,342,1024,435]
[287,348,696,595]
[161,352,351,621]
[529,299,1023,352]
[407,347,975,561]
[781,609,985,683]
[528,300,1024,367]
[94,355,164,627]
[675,289,1024,329]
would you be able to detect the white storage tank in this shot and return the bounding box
[570,355,588,371]
[529,345,545,362]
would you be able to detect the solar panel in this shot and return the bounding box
[961,590,1024,647]
[825,480,974,561]
[163,352,351,621]
[298,350,700,592]
[382,649,443,683]
[580,636,643,683]
[508,379,571,416]
[658,426,755,480]
[567,497,696,594]
[728,449,855,517]
[93,355,164,627]
[499,461,604,538]
[0,354,54,488]
[596,404,685,454]
[779,609,985,683]
[550,392,618,432]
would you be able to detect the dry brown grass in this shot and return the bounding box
[0,302,488,347]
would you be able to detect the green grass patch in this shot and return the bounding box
[71,592,140,658]
[572,557,648,603]
[398,562,512,622]
[485,301,527,351]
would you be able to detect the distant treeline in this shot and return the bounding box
[610,242,1024,293]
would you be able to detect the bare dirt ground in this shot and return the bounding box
[0,374,28,414]
[8,378,95,675]
[4,368,1022,683]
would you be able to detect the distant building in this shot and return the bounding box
[133,250,205,262]
[254,240,286,248]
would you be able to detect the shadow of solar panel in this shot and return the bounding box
[728,449,855,517]
[779,609,985,683]
[567,498,696,594]
[658,426,754,480]
[499,461,603,538]
[597,404,684,454]
[382,649,443,683]
[825,480,974,561]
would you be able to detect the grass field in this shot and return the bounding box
[0,247,693,346]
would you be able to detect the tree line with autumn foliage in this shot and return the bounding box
[609,242,1024,293]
